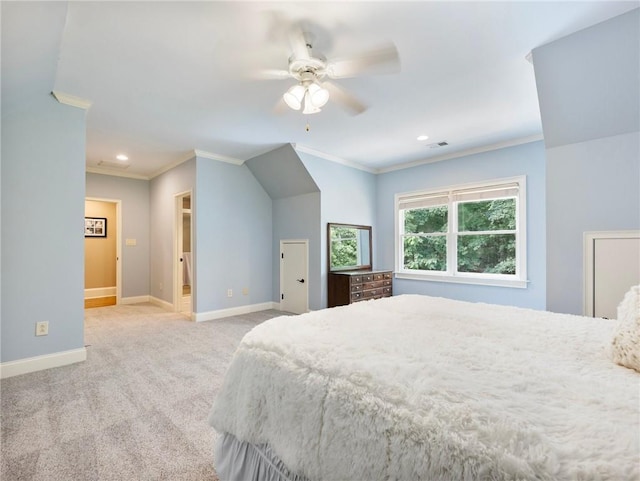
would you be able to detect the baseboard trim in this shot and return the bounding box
[149,296,174,311]
[85,286,116,299]
[194,301,279,322]
[121,295,151,305]
[0,347,87,379]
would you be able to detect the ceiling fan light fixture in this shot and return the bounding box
[283,84,306,110]
[307,82,329,108]
[302,90,322,114]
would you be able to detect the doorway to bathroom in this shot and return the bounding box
[174,192,192,316]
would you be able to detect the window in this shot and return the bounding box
[395,176,527,288]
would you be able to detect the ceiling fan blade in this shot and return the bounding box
[327,42,400,79]
[323,81,368,116]
[254,68,291,80]
[262,9,310,60]
[288,22,310,60]
[273,97,290,116]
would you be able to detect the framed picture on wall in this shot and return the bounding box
[85,217,107,237]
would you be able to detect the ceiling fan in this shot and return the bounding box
[259,21,401,115]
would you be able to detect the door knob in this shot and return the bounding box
[296,278,305,283]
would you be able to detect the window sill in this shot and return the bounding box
[395,271,529,289]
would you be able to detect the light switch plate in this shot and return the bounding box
[125,238,137,246]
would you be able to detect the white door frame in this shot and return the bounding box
[280,239,309,313]
[583,230,640,316]
[173,190,193,318]
[85,197,122,304]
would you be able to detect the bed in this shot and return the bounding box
[209,293,640,481]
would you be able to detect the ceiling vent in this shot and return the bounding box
[97,160,130,170]
[427,141,449,149]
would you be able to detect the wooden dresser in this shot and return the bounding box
[328,270,393,307]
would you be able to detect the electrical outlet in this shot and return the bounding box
[242,287,249,296]
[36,321,49,336]
[227,289,233,298]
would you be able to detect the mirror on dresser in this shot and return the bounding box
[327,223,393,307]
[327,223,372,272]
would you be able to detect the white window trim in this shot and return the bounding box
[394,176,528,288]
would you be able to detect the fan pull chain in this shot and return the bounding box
[305,122,310,132]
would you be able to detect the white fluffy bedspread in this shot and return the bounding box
[209,295,640,481]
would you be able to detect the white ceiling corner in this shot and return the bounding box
[193,149,245,166]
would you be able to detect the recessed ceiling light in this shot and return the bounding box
[116,154,129,161]
[416,135,429,141]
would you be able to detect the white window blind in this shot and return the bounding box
[451,182,519,203]
[397,192,449,210]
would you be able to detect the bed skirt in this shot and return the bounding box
[215,432,310,481]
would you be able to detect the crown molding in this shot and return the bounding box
[292,144,376,174]
[86,166,150,180]
[377,134,545,174]
[51,91,92,110]
[148,149,244,179]
[149,152,196,179]
[194,149,244,165]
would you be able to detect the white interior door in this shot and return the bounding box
[585,231,640,318]
[594,237,640,319]
[280,240,309,314]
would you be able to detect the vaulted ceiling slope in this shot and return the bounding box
[245,144,319,200]
[2,1,637,178]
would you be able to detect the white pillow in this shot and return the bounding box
[611,285,640,373]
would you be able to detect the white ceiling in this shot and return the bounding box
[3,1,637,178]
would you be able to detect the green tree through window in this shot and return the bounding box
[457,199,516,275]
[403,206,447,271]
[330,227,358,268]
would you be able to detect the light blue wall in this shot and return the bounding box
[149,159,196,305]
[1,94,86,362]
[245,145,320,309]
[272,193,322,310]
[86,173,150,298]
[195,157,272,313]
[376,141,547,309]
[545,133,640,314]
[533,9,640,315]
[297,152,378,308]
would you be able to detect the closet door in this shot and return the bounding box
[585,232,640,319]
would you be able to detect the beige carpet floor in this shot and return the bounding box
[1,303,286,481]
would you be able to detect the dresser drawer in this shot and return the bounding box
[383,279,391,286]
[383,272,392,280]
[373,273,384,281]
[351,284,362,293]
[363,289,381,298]
[382,286,392,295]
[351,291,363,302]
[362,274,374,282]
[363,280,384,290]
[351,275,363,285]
